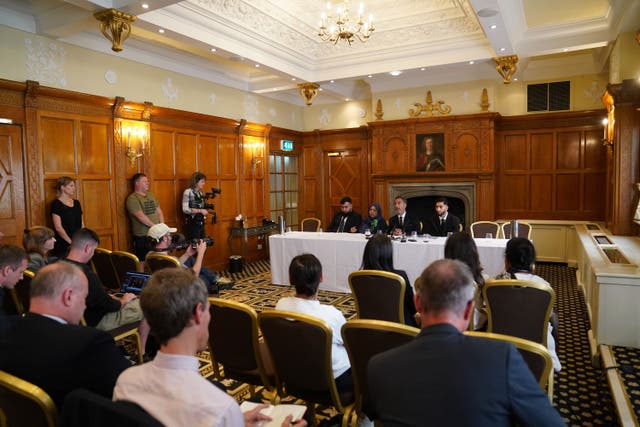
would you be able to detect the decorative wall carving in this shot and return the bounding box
[25,38,66,87]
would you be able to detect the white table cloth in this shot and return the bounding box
[269,232,508,293]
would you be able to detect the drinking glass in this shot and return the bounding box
[286,226,292,233]
[447,232,453,237]
[485,232,493,239]
[364,228,371,237]
[411,231,418,240]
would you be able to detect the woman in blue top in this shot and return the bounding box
[360,202,388,234]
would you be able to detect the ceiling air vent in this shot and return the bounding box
[527,81,570,112]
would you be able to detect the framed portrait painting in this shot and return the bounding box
[416,133,445,172]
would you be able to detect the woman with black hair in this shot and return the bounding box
[182,172,208,240]
[361,234,417,326]
[496,237,562,372]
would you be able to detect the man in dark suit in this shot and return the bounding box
[0,262,131,408]
[365,259,566,427]
[387,196,421,236]
[426,196,461,236]
[327,196,362,233]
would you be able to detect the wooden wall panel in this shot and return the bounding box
[150,130,175,178]
[585,130,606,170]
[530,174,552,211]
[500,175,528,211]
[41,116,75,173]
[451,133,480,170]
[530,133,553,170]
[0,124,26,245]
[556,174,580,211]
[199,135,217,174]
[79,121,111,175]
[380,136,407,173]
[557,131,580,169]
[175,132,198,176]
[82,180,113,230]
[503,134,528,170]
[584,173,606,213]
[218,136,237,177]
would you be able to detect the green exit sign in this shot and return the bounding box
[280,140,294,151]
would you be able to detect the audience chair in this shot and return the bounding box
[110,250,141,288]
[470,221,501,239]
[501,221,532,239]
[258,310,355,424]
[208,298,276,399]
[0,370,58,427]
[301,217,322,232]
[90,248,119,290]
[80,318,143,365]
[145,253,181,273]
[348,270,406,324]
[60,388,164,427]
[465,331,554,401]
[341,319,419,427]
[4,270,35,315]
[483,279,555,347]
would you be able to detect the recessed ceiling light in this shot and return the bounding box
[477,8,498,17]
[291,77,296,81]
[420,67,425,71]
[141,3,149,9]
[330,80,335,83]
[158,28,165,33]
[210,48,216,52]
[514,78,519,81]
[490,24,497,30]
[345,98,350,101]
[368,74,373,78]
[469,61,474,65]
[562,48,568,52]
[389,70,402,76]
[255,64,260,68]
[319,88,323,91]
[499,47,506,52]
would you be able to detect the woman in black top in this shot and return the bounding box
[361,234,417,326]
[51,176,83,258]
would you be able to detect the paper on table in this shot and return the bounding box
[240,401,307,427]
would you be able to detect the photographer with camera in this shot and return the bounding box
[182,172,208,240]
[146,223,234,294]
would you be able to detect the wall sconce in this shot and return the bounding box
[601,90,615,151]
[248,142,263,169]
[121,121,148,167]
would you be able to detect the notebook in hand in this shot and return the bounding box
[120,272,152,295]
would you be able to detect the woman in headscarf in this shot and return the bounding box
[360,202,388,234]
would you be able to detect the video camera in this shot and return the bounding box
[172,236,214,251]
[188,187,221,224]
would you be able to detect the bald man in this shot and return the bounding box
[0,262,131,408]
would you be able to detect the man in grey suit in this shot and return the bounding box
[365,259,566,427]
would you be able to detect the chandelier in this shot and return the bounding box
[318,1,374,45]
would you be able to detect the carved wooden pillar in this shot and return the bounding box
[605,79,640,235]
[23,80,43,226]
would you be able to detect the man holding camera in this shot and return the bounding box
[146,223,233,294]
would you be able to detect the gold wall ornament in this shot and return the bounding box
[119,119,148,166]
[408,90,451,118]
[375,99,384,120]
[481,88,490,112]
[493,55,518,84]
[94,9,137,52]
[297,82,320,106]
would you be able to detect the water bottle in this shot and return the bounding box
[278,215,286,234]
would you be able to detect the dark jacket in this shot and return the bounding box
[387,213,421,235]
[327,211,362,233]
[0,313,131,408]
[426,213,461,236]
[366,323,566,427]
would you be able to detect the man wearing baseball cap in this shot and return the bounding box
[146,223,234,294]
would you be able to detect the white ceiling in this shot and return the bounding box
[0,0,638,106]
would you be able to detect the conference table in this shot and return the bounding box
[269,232,508,293]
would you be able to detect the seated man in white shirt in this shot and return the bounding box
[114,268,306,427]
[275,253,353,393]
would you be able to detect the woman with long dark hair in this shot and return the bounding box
[361,234,417,326]
[444,231,488,329]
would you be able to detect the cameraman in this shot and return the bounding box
[146,223,234,294]
[182,172,208,240]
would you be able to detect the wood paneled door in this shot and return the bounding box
[0,124,26,245]
[324,151,363,222]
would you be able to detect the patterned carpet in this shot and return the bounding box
[192,260,626,426]
[611,346,640,423]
